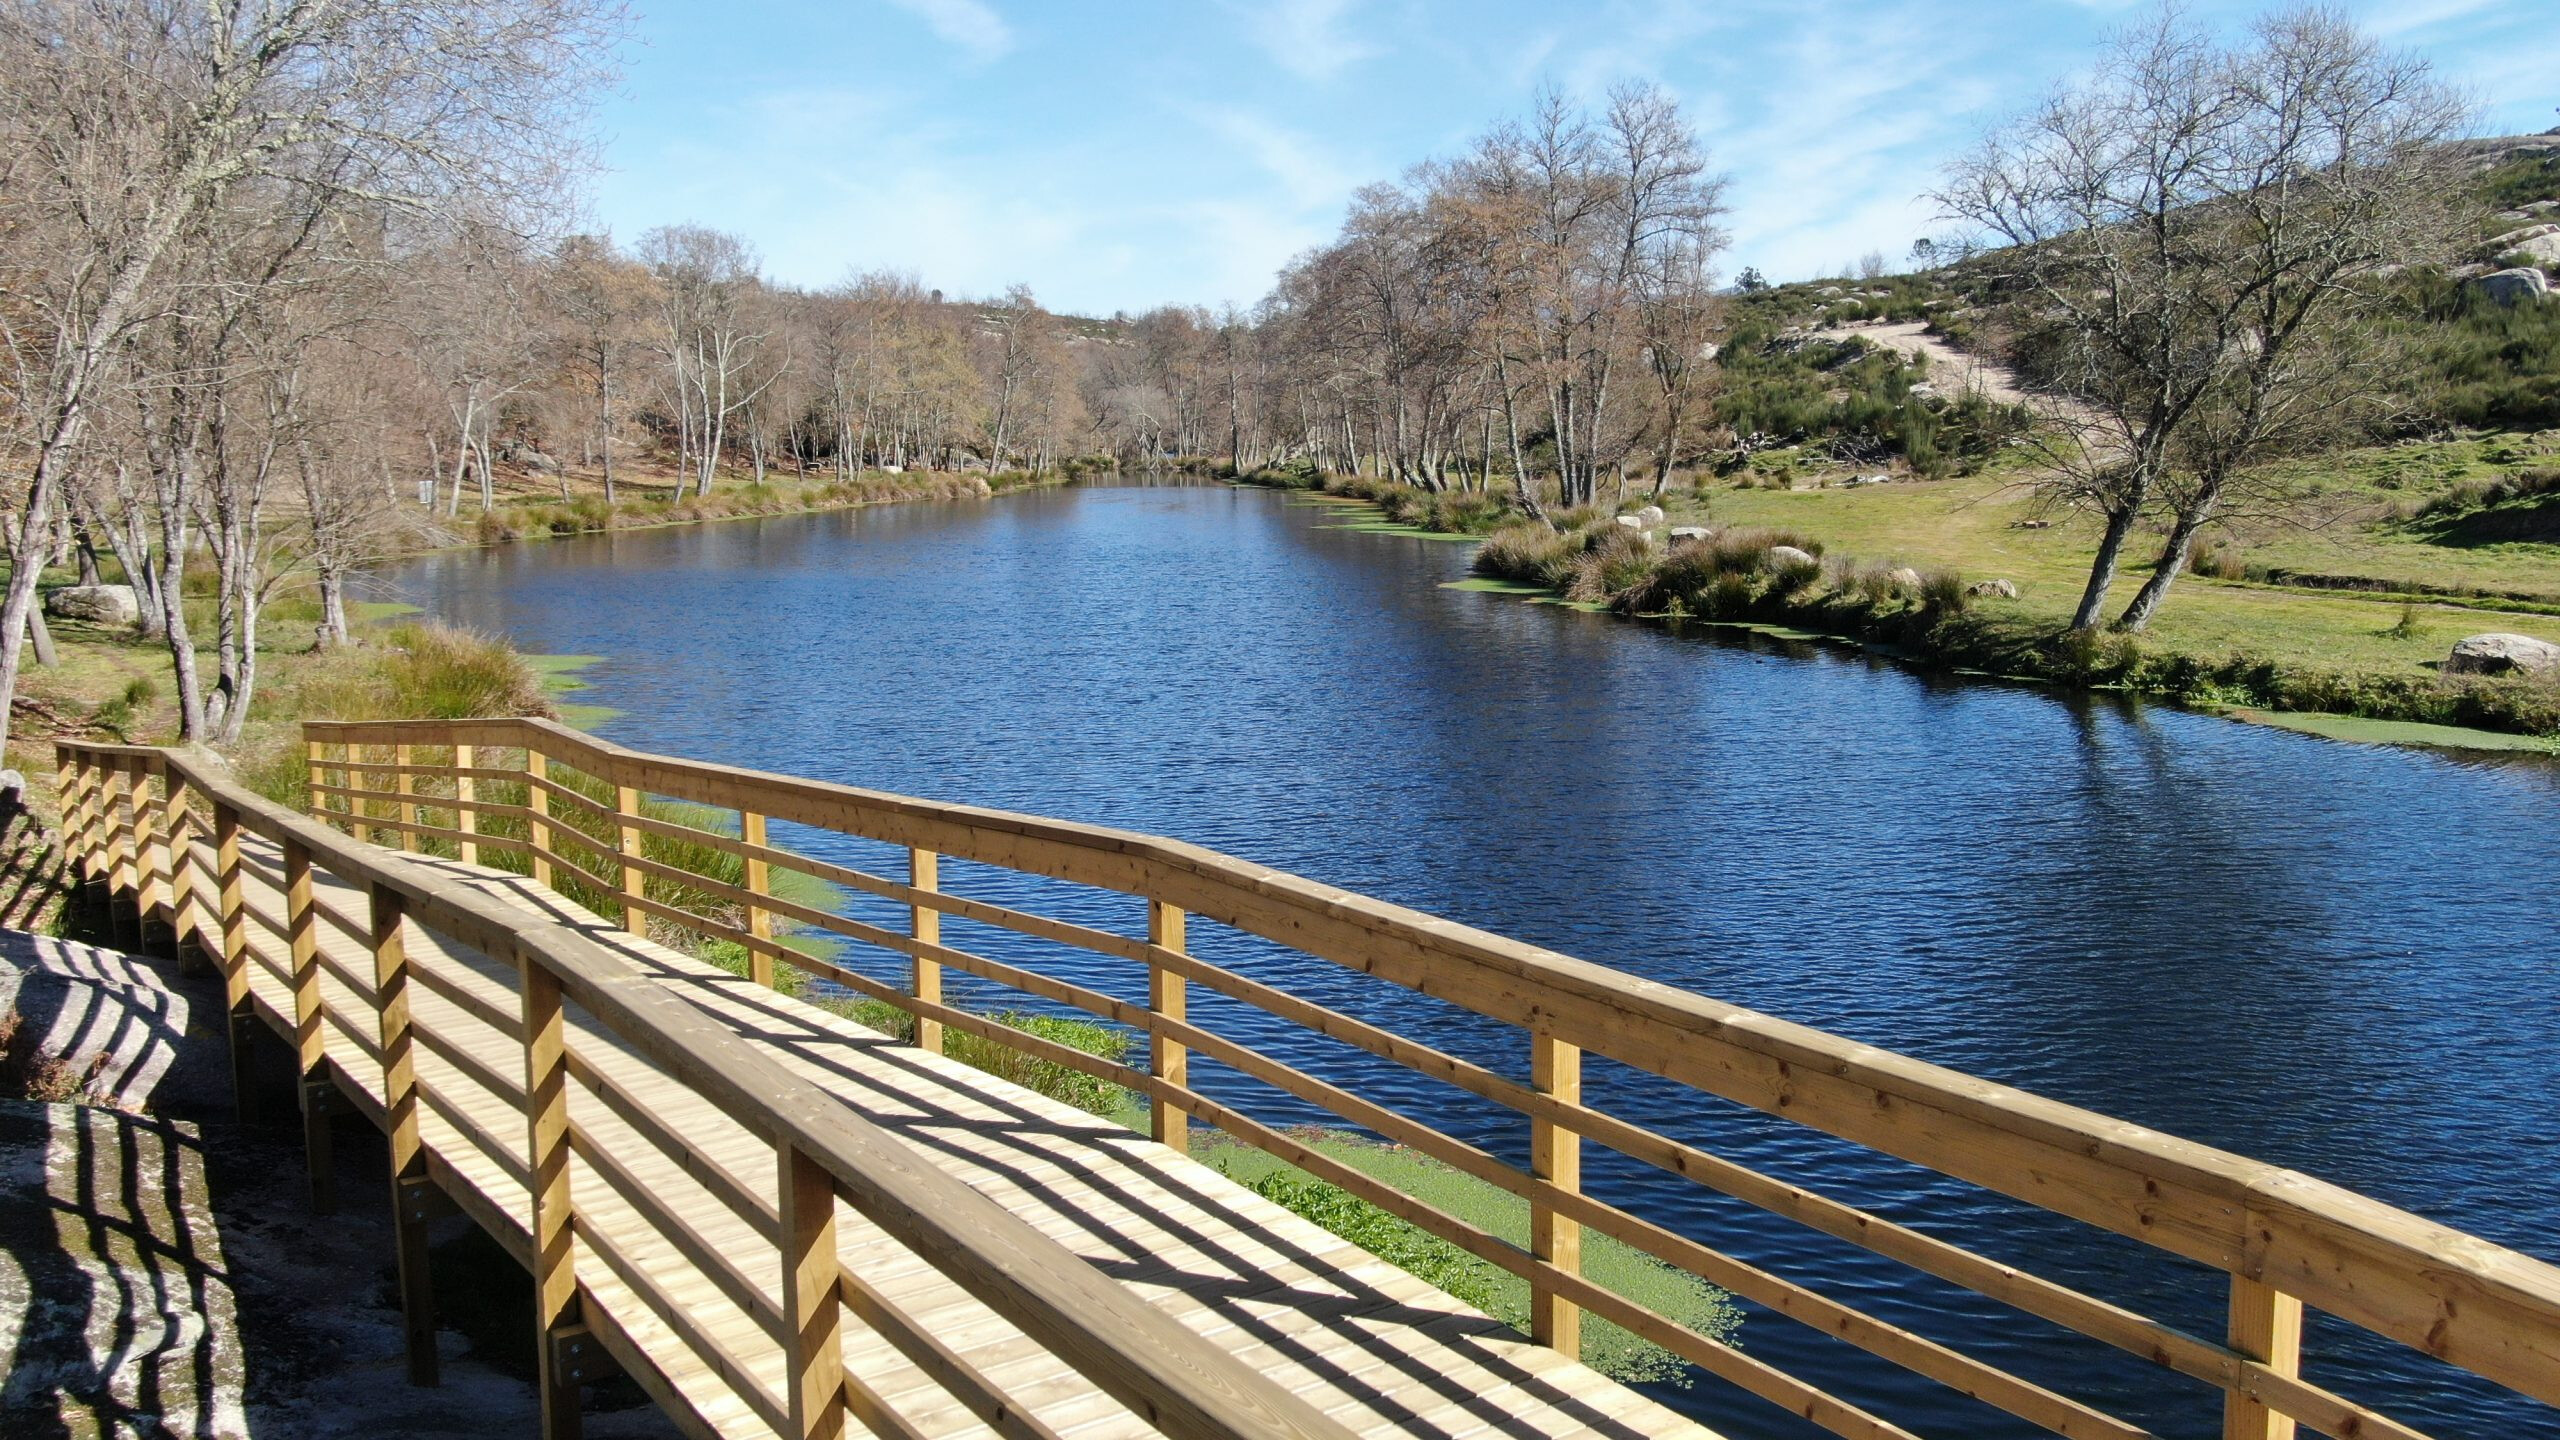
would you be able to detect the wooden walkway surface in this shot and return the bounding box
[222,831,1719,1440]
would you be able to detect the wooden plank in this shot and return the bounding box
[527,750,554,889]
[2223,1275,2302,1440]
[742,812,773,989]
[909,848,942,1056]
[455,743,479,866]
[521,955,583,1439]
[373,884,440,1386]
[1529,1032,1580,1358]
[616,783,647,937]
[1149,900,1187,1156]
[778,1143,847,1440]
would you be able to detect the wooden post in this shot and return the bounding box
[134,760,173,950]
[454,743,478,866]
[520,955,583,1440]
[614,781,645,937]
[742,812,774,989]
[57,753,91,880]
[213,804,258,1125]
[284,837,335,1213]
[395,743,418,852]
[1530,1032,1583,1357]
[2223,1275,2304,1440]
[1148,900,1188,1155]
[101,758,134,922]
[908,848,942,1055]
[526,749,554,888]
[164,777,208,971]
[372,884,439,1386]
[305,738,327,825]
[777,1142,848,1440]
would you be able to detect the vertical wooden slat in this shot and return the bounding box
[1149,900,1189,1156]
[520,955,582,1439]
[778,1142,848,1440]
[102,758,134,910]
[164,776,207,966]
[372,884,439,1385]
[283,836,335,1213]
[213,803,256,1125]
[743,811,774,988]
[615,781,646,937]
[56,752,89,879]
[455,743,478,865]
[909,848,942,1055]
[395,743,418,852]
[305,738,327,825]
[2223,1276,2303,1440]
[526,749,554,888]
[1530,1032,1583,1357]
[134,759,173,945]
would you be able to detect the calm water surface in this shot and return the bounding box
[388,483,2560,1440]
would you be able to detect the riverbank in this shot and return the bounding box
[1234,466,2560,746]
[447,462,1074,549]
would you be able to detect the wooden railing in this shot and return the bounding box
[270,716,2560,1440]
[53,737,1357,1440]
[60,722,2560,1434]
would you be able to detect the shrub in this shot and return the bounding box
[1564,529,1661,603]
[1472,522,1587,590]
[1919,569,1970,614]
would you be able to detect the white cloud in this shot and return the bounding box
[881,0,1014,63]
[1228,0,1380,82]
[1184,105,1364,211]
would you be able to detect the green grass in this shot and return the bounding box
[1192,1132,1741,1386]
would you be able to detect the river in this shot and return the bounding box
[386,481,2560,1440]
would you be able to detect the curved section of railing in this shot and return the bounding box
[269,715,2560,1440]
[53,737,1355,1440]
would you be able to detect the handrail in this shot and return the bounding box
[56,738,1355,1440]
[287,715,2560,1440]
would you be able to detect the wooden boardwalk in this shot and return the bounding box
[217,831,1714,1440]
[55,726,2560,1440]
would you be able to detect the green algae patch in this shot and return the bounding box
[2231,709,2560,755]
[527,653,617,729]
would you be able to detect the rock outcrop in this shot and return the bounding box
[2444,632,2560,677]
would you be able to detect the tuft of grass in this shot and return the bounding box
[1200,1132,1742,1387]
[834,999,1135,1118]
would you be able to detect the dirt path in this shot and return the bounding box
[1835,321,2047,407]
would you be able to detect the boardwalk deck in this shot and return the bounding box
[222,831,1718,1440]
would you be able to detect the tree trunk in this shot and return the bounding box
[2072,505,2140,631]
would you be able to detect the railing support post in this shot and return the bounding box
[778,1142,848,1440]
[743,811,774,988]
[520,954,583,1440]
[1530,1032,1583,1358]
[455,743,478,865]
[1148,900,1188,1155]
[134,758,175,953]
[284,837,335,1213]
[372,884,440,1386]
[101,757,136,944]
[212,803,258,1125]
[2223,1275,2303,1440]
[615,781,646,937]
[395,743,418,852]
[305,738,327,828]
[909,848,942,1055]
[165,775,210,974]
[526,749,554,889]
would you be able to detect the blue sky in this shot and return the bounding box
[589,0,2560,317]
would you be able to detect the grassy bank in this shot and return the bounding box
[1468,512,2560,742]
[1235,454,2560,744]
[461,465,1066,547]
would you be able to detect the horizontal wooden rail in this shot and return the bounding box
[288,716,2560,1440]
[59,739,1358,1440]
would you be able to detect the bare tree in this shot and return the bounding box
[1940,5,2464,630]
[0,0,619,754]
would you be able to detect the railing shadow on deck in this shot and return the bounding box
[53,722,2560,1440]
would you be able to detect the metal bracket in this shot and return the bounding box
[549,1323,607,1386]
